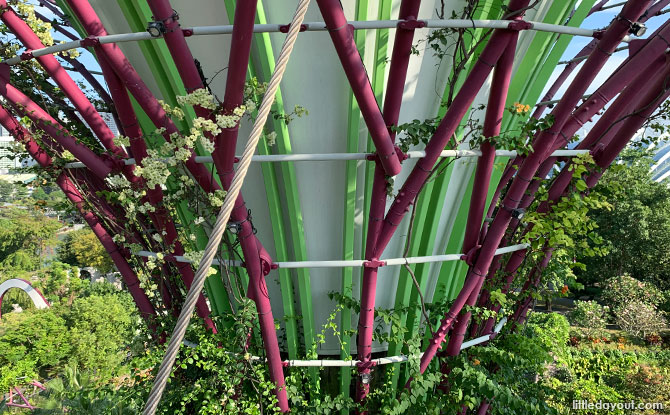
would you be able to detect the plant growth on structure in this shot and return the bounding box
[1,0,669,413]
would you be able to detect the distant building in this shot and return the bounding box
[0,126,21,173]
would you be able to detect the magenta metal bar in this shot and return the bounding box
[354,0,423,402]
[142,1,285,407]
[479,56,670,339]
[382,0,423,136]
[586,62,670,186]
[532,0,668,119]
[493,34,670,254]
[488,18,670,226]
[31,10,121,130]
[367,0,531,392]
[589,0,611,16]
[64,0,219,194]
[0,65,115,178]
[0,0,124,157]
[417,0,651,375]
[211,0,257,187]
[374,28,515,257]
[503,64,670,338]
[0,105,157,323]
[443,35,519,363]
[98,57,217,333]
[316,0,401,176]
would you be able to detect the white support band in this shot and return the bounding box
[3,19,613,66]
[134,244,529,269]
[62,149,590,169]
[245,317,508,367]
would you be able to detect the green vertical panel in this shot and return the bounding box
[251,2,317,355]
[434,174,476,303]
[220,0,312,365]
[506,0,576,108]
[340,0,369,403]
[518,0,596,112]
[502,0,581,134]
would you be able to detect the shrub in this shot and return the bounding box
[65,294,135,377]
[522,312,570,352]
[624,364,670,414]
[615,300,667,340]
[569,301,609,338]
[600,274,663,309]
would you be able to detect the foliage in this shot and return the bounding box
[36,261,84,304]
[521,311,570,352]
[615,301,667,340]
[568,301,609,338]
[0,207,61,265]
[578,150,670,290]
[0,287,136,391]
[0,309,70,389]
[0,179,28,202]
[58,228,114,273]
[65,294,136,377]
[600,274,663,309]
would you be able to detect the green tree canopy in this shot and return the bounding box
[57,228,113,273]
[0,207,61,265]
[577,150,670,290]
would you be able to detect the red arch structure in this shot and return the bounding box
[0,0,668,412]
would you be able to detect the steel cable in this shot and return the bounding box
[141,0,311,412]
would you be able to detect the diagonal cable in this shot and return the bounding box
[141,0,311,412]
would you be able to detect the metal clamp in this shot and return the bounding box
[507,20,532,31]
[398,17,427,30]
[363,258,385,268]
[80,36,100,47]
[279,23,308,33]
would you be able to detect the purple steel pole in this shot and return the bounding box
[142,2,287,408]
[0,0,124,157]
[442,35,519,363]
[504,65,670,339]
[353,0,423,403]
[481,23,670,274]
[479,53,670,338]
[417,0,651,375]
[316,0,402,176]
[64,0,219,194]
[533,0,670,119]
[98,57,217,333]
[0,65,115,178]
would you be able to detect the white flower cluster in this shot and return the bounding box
[134,155,172,189]
[265,131,277,146]
[138,201,157,215]
[159,100,185,120]
[208,189,227,208]
[107,174,131,189]
[176,89,217,111]
[18,3,54,47]
[113,135,131,147]
[183,250,205,265]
